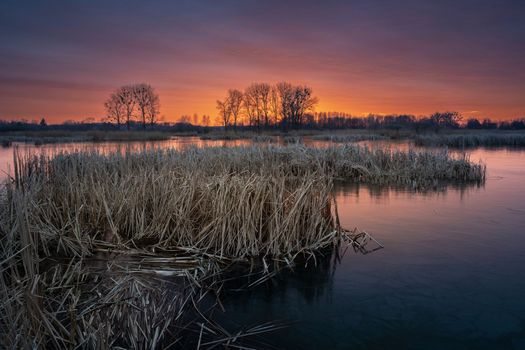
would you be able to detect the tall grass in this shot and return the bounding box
[0,143,484,347]
[414,132,525,148]
[4,147,342,258]
[0,130,172,145]
[2,144,484,259]
[311,134,388,142]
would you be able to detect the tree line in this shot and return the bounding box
[104,83,160,129]
[310,111,525,131]
[2,112,524,133]
[2,80,524,132]
[216,82,318,131]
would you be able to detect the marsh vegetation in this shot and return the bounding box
[0,142,485,347]
[414,132,525,148]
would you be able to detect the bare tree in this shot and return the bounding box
[269,85,280,126]
[118,85,137,130]
[243,89,258,128]
[290,85,318,128]
[146,92,160,126]
[430,111,462,129]
[216,98,231,130]
[243,83,272,129]
[133,83,159,129]
[227,89,243,130]
[104,91,125,127]
[213,81,318,131]
[275,82,294,130]
[274,82,317,129]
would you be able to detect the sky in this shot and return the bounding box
[1,0,524,123]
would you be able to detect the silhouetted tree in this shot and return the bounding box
[216,98,231,130]
[430,111,462,129]
[146,92,160,126]
[104,83,160,129]
[244,83,271,129]
[118,85,136,130]
[133,83,159,128]
[227,89,243,129]
[274,82,318,130]
[466,118,482,129]
[275,82,294,130]
[104,91,125,127]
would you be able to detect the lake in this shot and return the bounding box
[1,139,524,349]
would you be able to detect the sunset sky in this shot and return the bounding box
[1,0,524,123]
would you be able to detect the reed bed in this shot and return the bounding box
[199,133,248,140]
[0,143,483,347]
[1,144,484,260]
[64,144,482,187]
[283,135,302,143]
[0,130,172,146]
[0,194,284,349]
[311,134,388,142]
[6,154,336,258]
[0,230,247,349]
[414,132,525,148]
[251,135,276,143]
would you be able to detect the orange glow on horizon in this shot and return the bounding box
[1,83,523,125]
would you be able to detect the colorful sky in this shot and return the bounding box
[1,0,524,123]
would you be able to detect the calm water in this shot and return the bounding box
[217,147,525,349]
[1,140,524,349]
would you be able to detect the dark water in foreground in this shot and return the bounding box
[1,140,524,349]
[218,147,525,349]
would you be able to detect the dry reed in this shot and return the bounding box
[0,143,484,347]
[414,132,525,148]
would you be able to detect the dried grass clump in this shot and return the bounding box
[5,148,337,259]
[97,144,482,187]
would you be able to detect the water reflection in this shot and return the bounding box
[335,180,485,201]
